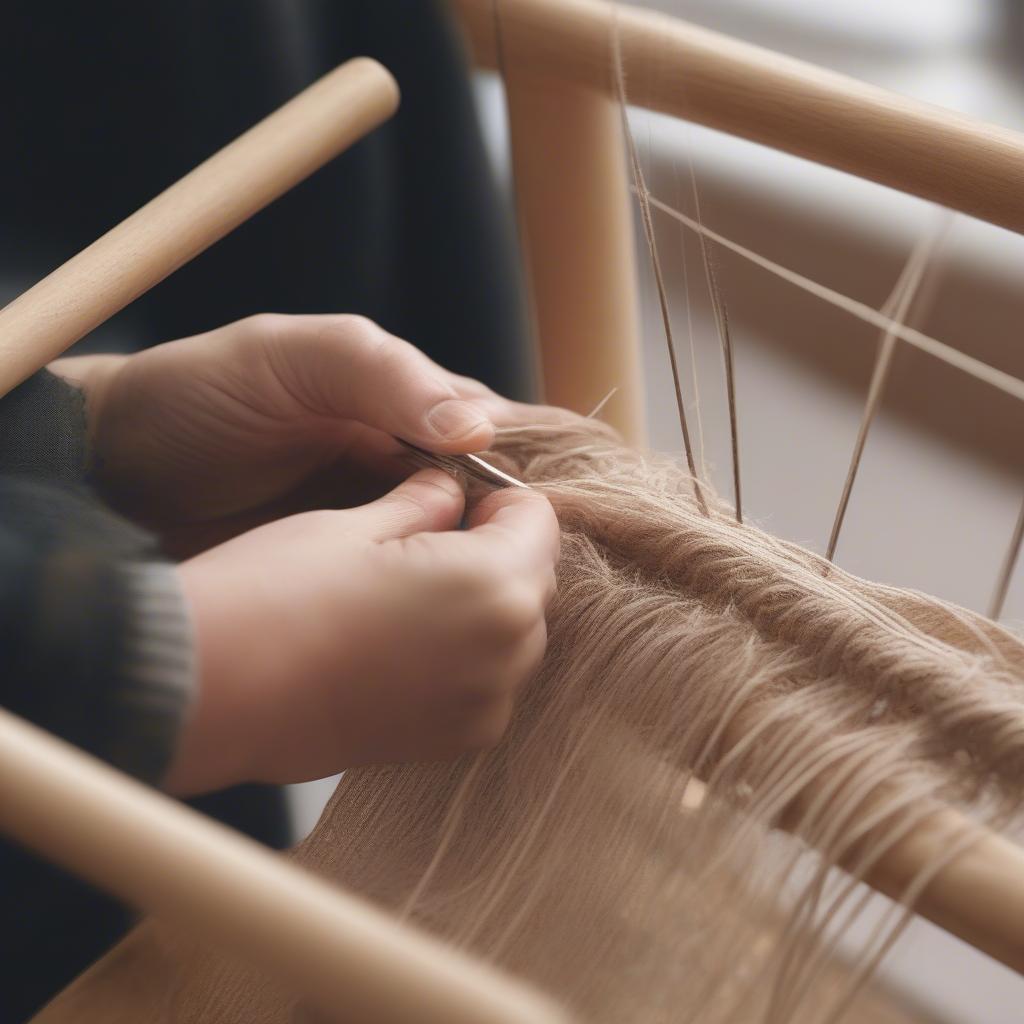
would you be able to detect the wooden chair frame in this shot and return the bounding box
[1,3,1023,1021]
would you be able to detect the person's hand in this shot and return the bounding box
[164,469,559,795]
[54,314,563,553]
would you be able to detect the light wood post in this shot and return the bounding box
[0,708,568,1024]
[457,0,1024,236]
[501,53,646,442]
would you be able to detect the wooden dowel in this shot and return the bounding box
[502,65,646,443]
[33,759,1024,1024]
[763,752,1024,974]
[0,708,569,1024]
[656,767,1024,975]
[863,809,1024,974]
[455,0,1024,236]
[0,57,399,398]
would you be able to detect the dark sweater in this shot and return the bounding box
[0,372,199,1022]
[0,372,294,1021]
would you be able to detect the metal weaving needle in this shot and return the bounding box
[396,440,529,490]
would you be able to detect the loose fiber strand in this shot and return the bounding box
[644,192,1024,402]
[612,18,709,515]
[687,162,742,522]
[826,213,951,562]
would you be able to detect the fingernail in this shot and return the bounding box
[427,399,491,441]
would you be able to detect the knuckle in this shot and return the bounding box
[433,565,543,642]
[542,567,558,607]
[524,621,549,673]
[484,582,543,641]
[337,317,420,384]
[244,311,288,338]
[345,315,402,362]
[332,313,380,343]
[326,314,389,365]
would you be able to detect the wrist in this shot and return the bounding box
[163,560,256,795]
[117,562,197,786]
[53,352,169,523]
[49,353,129,444]
[51,354,132,499]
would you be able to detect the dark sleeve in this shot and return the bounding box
[0,372,271,1023]
[0,371,193,785]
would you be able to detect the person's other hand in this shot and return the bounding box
[54,314,566,553]
[164,470,559,794]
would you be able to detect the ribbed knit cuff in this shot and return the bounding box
[110,563,196,786]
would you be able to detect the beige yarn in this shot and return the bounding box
[118,424,1024,1022]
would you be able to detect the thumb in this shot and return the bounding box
[341,469,465,542]
[252,314,495,453]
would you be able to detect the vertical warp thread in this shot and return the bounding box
[687,166,742,522]
[611,12,708,516]
[642,193,1024,400]
[671,161,708,478]
[826,213,951,563]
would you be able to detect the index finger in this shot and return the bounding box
[464,487,561,573]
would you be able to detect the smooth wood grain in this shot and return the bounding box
[0,58,399,398]
[0,708,569,1024]
[455,0,1024,236]
[33,757,1024,1024]
[675,764,1024,974]
[503,68,646,443]
[862,810,1024,975]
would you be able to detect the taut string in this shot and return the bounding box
[990,496,1024,621]
[612,14,709,516]
[826,213,952,563]
[644,192,1024,402]
[687,162,742,522]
